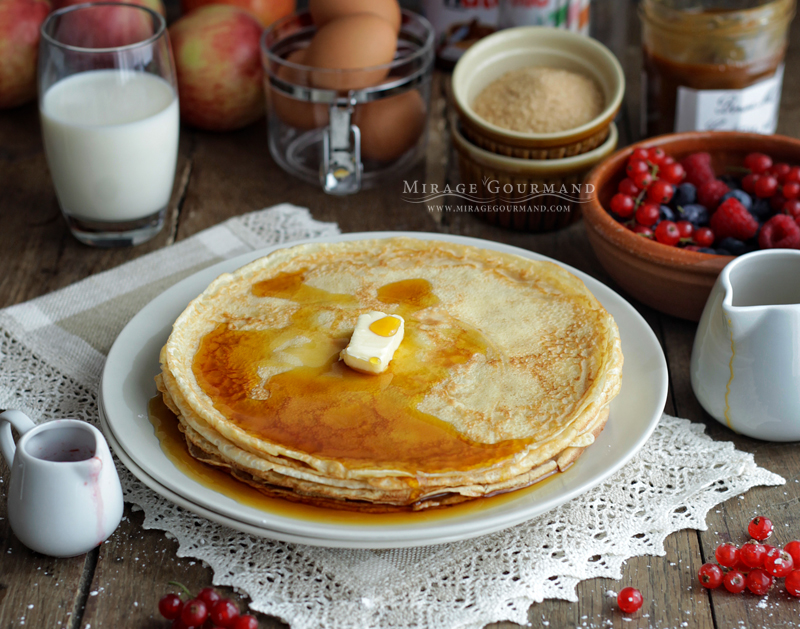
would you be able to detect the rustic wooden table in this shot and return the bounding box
[2,4,800,628]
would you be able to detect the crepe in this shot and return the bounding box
[157,238,623,511]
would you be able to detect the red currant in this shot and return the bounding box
[744,152,773,174]
[648,147,667,164]
[635,202,661,227]
[693,227,715,248]
[181,599,209,628]
[746,569,774,596]
[610,193,636,218]
[723,570,747,594]
[676,220,694,239]
[210,599,240,627]
[231,615,259,629]
[630,224,654,238]
[786,570,800,596]
[660,162,685,184]
[754,175,779,198]
[783,181,800,199]
[764,550,794,578]
[742,173,760,194]
[783,199,800,221]
[633,171,654,190]
[627,159,650,178]
[698,563,723,589]
[630,148,650,163]
[715,543,739,569]
[159,594,184,620]
[647,180,675,204]
[748,516,774,541]
[741,541,767,568]
[617,587,643,614]
[786,167,800,184]
[772,162,791,182]
[661,155,677,166]
[784,541,800,566]
[198,587,222,608]
[618,178,640,196]
[655,220,681,246]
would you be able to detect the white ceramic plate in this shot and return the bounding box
[101,232,668,548]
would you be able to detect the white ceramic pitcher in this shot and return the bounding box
[0,410,124,557]
[691,249,800,441]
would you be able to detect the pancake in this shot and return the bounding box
[157,238,623,511]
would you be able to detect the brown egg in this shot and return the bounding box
[309,0,401,33]
[304,14,398,91]
[269,50,330,131]
[354,89,426,162]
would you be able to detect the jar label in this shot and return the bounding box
[674,65,784,135]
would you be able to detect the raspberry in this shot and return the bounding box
[709,197,759,242]
[697,179,730,211]
[758,214,800,249]
[682,152,715,187]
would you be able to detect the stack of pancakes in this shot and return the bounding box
[156,238,623,511]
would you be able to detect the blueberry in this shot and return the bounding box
[720,189,753,211]
[659,205,676,222]
[749,198,773,222]
[717,237,752,256]
[679,203,709,226]
[698,247,717,254]
[673,183,697,207]
[714,248,732,256]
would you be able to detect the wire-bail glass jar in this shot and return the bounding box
[261,11,435,195]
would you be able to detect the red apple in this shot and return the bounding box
[51,2,156,49]
[181,0,294,27]
[0,0,50,109]
[51,0,165,17]
[169,5,264,131]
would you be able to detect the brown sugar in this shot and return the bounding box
[472,66,604,134]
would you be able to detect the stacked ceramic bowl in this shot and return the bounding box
[451,27,624,232]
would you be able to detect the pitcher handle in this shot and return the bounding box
[0,410,36,466]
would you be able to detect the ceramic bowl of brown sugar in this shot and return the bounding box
[451,27,625,160]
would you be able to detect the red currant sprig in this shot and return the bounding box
[158,583,257,629]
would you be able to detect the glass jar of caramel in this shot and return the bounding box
[640,0,795,137]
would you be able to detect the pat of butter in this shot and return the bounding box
[341,312,404,374]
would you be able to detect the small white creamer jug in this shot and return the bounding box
[0,410,124,557]
[691,249,800,441]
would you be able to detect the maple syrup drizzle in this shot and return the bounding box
[192,274,532,476]
[148,395,556,523]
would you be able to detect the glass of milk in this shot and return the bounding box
[38,3,179,247]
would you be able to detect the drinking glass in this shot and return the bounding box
[39,3,179,247]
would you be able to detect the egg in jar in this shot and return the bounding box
[309,0,401,33]
[354,89,427,162]
[303,14,398,90]
[269,50,330,130]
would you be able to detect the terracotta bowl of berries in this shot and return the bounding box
[582,131,800,321]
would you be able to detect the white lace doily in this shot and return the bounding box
[0,205,784,629]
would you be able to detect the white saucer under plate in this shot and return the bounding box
[101,232,668,549]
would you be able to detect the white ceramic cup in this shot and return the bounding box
[0,410,124,557]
